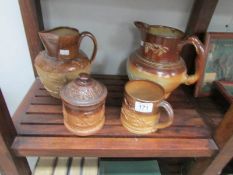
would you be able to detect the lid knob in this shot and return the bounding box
[79,73,89,81]
[75,73,91,85]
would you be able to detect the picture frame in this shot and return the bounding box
[194,32,233,97]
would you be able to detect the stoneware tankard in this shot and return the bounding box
[121,80,174,135]
[127,21,205,98]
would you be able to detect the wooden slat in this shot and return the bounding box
[12,79,47,136]
[93,74,128,80]
[15,124,210,138]
[21,109,206,127]
[13,79,41,124]
[12,137,217,157]
[26,106,120,115]
[30,96,62,105]
[26,104,197,116]
[31,94,190,105]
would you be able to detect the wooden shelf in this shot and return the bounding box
[11,75,222,157]
[1,0,230,174]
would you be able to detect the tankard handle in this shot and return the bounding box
[156,100,174,129]
[178,36,205,85]
[78,31,98,63]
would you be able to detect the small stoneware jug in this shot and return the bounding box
[121,80,174,135]
[60,73,107,136]
[127,21,205,98]
[35,27,97,98]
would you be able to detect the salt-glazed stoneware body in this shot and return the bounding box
[60,73,107,136]
[35,27,97,98]
[121,80,174,135]
[127,21,205,98]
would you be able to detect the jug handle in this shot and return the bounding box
[156,100,174,130]
[78,31,97,63]
[178,36,205,85]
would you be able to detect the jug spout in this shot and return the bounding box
[134,21,150,31]
[39,27,80,60]
[39,31,59,58]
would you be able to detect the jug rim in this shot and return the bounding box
[124,80,165,103]
[39,26,80,37]
[135,21,184,39]
[148,25,184,39]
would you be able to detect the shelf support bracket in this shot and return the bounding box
[187,105,233,175]
[0,89,31,175]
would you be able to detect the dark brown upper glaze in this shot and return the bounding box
[60,73,108,107]
[39,27,97,62]
[39,27,80,60]
[135,21,185,62]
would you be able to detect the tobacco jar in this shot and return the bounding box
[127,21,205,98]
[60,73,107,136]
[35,27,97,98]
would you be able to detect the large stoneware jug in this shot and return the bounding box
[35,27,97,98]
[127,21,205,98]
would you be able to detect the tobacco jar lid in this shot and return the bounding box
[60,73,107,106]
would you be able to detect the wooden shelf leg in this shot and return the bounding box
[187,136,233,175]
[0,90,31,175]
[183,0,219,74]
[18,0,44,76]
[185,0,219,36]
[0,134,31,175]
[187,105,233,175]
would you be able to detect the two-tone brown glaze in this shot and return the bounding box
[127,21,205,98]
[60,73,107,136]
[35,27,97,98]
[121,80,174,135]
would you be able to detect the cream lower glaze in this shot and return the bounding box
[127,61,186,98]
[63,104,105,136]
[35,65,91,98]
[121,104,161,135]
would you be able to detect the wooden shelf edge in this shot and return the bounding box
[12,79,39,123]
[12,137,218,158]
